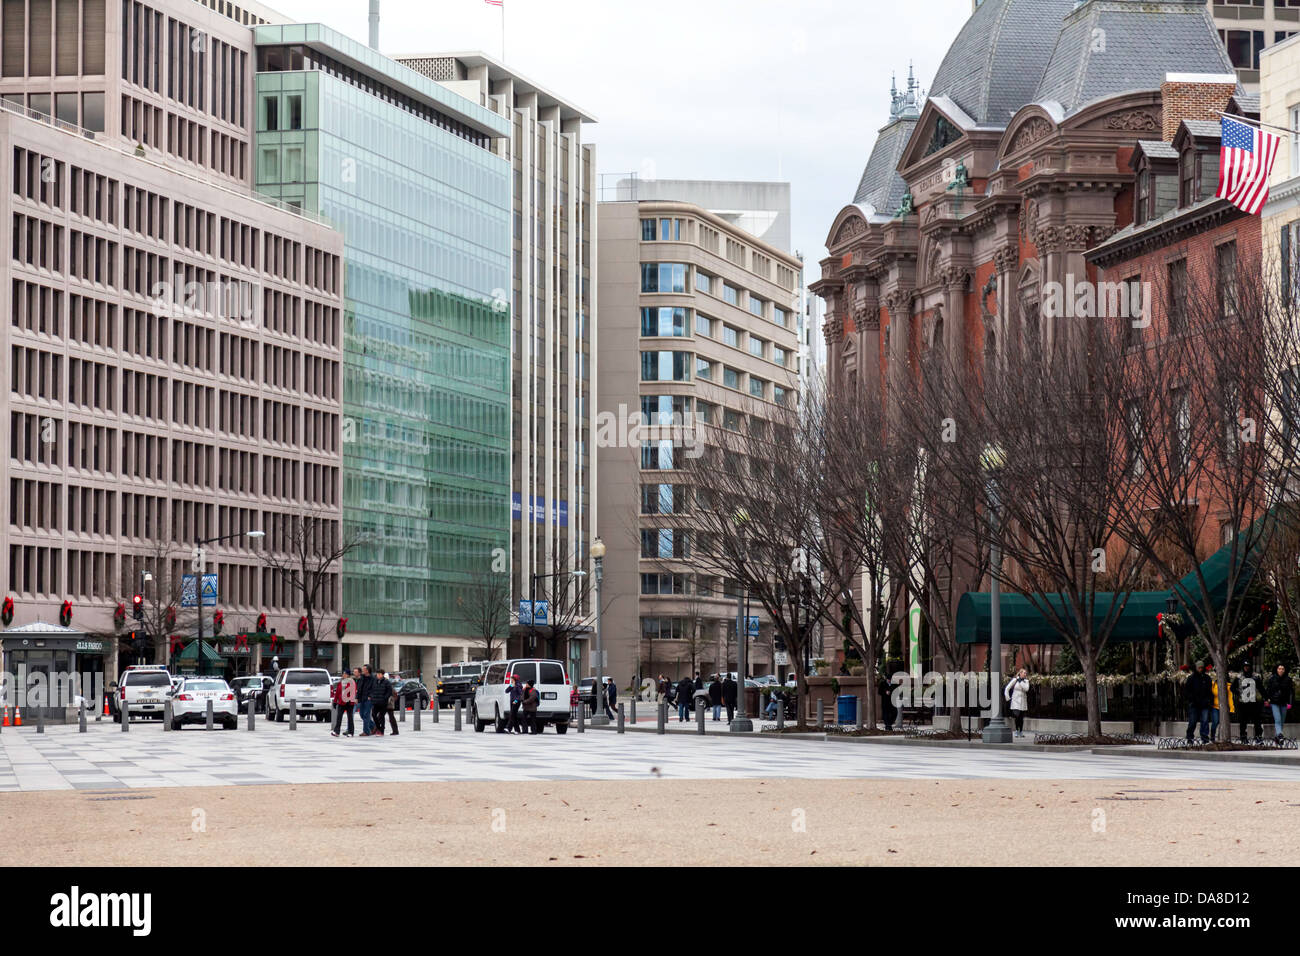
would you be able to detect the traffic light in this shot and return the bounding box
[132,593,144,621]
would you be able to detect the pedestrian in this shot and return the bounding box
[878,673,897,731]
[764,687,781,719]
[1004,668,1030,738]
[657,674,668,703]
[1265,663,1293,744]
[331,670,356,737]
[522,680,541,734]
[1184,660,1213,744]
[369,668,398,736]
[676,675,693,722]
[708,675,723,721]
[603,676,617,721]
[693,672,703,695]
[508,673,525,733]
[722,673,737,723]
[1209,664,1233,741]
[357,665,375,736]
[1236,662,1262,742]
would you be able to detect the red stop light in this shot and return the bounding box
[132,593,144,620]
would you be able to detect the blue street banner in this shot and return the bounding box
[519,599,549,626]
[181,573,219,608]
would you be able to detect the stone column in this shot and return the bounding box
[884,288,913,409]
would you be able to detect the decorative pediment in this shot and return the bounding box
[899,97,975,173]
[826,205,870,251]
[998,104,1064,163]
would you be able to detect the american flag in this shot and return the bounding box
[1217,115,1281,216]
[485,0,503,6]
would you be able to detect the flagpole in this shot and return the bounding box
[1216,110,1292,135]
[501,1,506,62]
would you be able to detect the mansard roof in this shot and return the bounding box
[852,115,920,221]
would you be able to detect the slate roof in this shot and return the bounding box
[1034,0,1234,117]
[1180,119,1222,139]
[852,115,919,219]
[928,0,1077,128]
[1135,140,1178,160]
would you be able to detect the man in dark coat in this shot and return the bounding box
[722,675,738,723]
[370,668,398,736]
[357,666,375,736]
[508,673,525,733]
[707,676,723,721]
[1185,661,1214,744]
[521,680,541,734]
[603,677,617,720]
[676,676,693,722]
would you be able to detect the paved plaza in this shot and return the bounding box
[3,715,1300,793]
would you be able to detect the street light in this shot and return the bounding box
[731,509,753,733]
[191,529,264,677]
[980,444,1011,744]
[590,537,607,726]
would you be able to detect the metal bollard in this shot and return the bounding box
[121,702,129,732]
[163,700,172,732]
[205,699,214,731]
[630,698,637,724]
[617,702,625,733]
[400,695,407,723]
[431,699,439,722]
[289,699,298,730]
[816,699,824,728]
[696,699,705,735]
[79,700,87,733]
[36,703,44,734]
[855,695,864,731]
[454,700,462,731]
[412,701,421,732]
[577,702,585,733]
[777,701,785,732]
[657,701,666,734]
[247,698,256,731]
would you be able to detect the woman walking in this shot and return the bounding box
[1004,668,1031,739]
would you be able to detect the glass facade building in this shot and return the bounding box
[252,24,512,642]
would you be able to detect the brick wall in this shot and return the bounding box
[1160,80,1236,142]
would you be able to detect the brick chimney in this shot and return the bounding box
[1161,72,1238,143]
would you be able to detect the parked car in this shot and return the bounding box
[436,662,486,708]
[472,659,571,733]
[116,666,173,722]
[171,678,238,730]
[229,675,273,713]
[392,678,431,709]
[267,667,333,722]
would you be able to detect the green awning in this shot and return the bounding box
[956,533,1257,645]
[174,640,225,663]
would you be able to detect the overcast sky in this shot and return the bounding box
[269,0,974,270]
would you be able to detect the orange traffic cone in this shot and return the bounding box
[103,696,110,716]
[13,707,21,727]
[2,707,9,727]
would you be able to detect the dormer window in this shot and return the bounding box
[1180,149,1196,207]
[1179,145,1222,208]
[1136,168,1151,226]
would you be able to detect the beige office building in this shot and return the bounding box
[0,0,346,689]
[596,198,800,684]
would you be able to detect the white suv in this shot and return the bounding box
[267,668,332,722]
[171,677,238,730]
[472,659,572,734]
[117,666,173,722]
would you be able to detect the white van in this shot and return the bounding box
[267,667,332,722]
[472,659,572,734]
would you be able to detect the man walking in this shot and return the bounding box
[708,675,723,721]
[1185,661,1213,744]
[1236,662,1262,742]
[1266,663,1293,744]
[357,666,375,736]
[676,675,693,722]
[603,676,617,721]
[331,670,356,737]
[722,674,737,723]
[370,668,398,736]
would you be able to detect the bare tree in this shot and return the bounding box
[455,569,512,662]
[116,537,199,665]
[260,507,363,665]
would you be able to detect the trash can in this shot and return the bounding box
[837,694,856,726]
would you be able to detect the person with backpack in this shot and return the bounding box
[722,674,738,723]
[1265,663,1294,744]
[331,670,356,737]
[507,673,525,734]
[356,666,375,736]
[1004,668,1030,738]
[676,676,693,722]
[603,677,618,721]
[370,669,398,736]
[708,675,723,721]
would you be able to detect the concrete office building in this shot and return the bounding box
[252,25,514,676]
[0,0,346,691]
[397,52,598,676]
[1206,0,1300,90]
[597,197,801,685]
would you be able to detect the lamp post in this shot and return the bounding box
[981,444,1011,744]
[192,529,264,676]
[731,510,753,732]
[590,537,607,726]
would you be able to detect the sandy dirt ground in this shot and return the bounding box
[5,778,1300,865]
